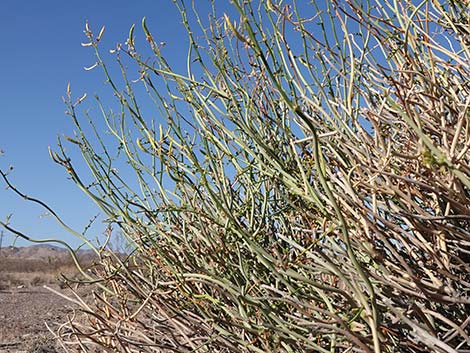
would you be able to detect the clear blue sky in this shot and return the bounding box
[0,1,229,248]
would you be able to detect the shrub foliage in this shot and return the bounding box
[5,0,470,352]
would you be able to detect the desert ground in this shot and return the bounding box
[0,245,91,353]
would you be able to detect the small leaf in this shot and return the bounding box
[76,93,87,104]
[96,25,105,42]
[48,146,61,164]
[142,17,150,37]
[136,138,148,153]
[128,24,136,47]
[224,13,250,44]
[64,135,81,145]
[84,62,99,71]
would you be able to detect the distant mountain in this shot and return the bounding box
[0,244,94,261]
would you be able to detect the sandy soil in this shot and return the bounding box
[0,246,100,352]
[0,286,78,353]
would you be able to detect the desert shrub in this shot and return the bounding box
[3,0,470,352]
[0,273,12,290]
[30,275,44,287]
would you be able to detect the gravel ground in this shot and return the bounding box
[0,286,77,353]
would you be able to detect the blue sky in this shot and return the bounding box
[0,1,220,248]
